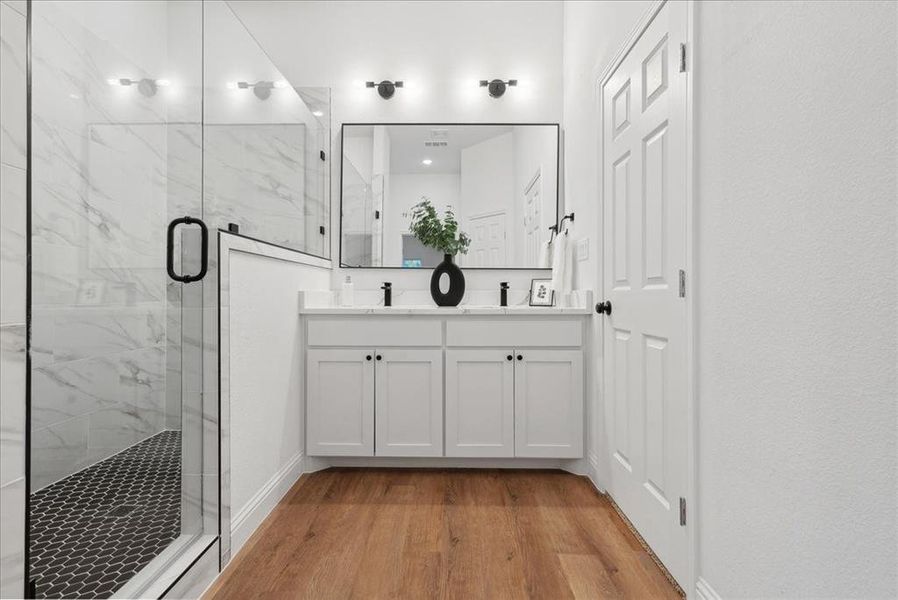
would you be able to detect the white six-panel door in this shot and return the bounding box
[374,348,443,456]
[514,349,583,458]
[446,349,515,457]
[601,0,689,587]
[307,348,374,456]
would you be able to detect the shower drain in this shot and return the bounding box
[105,505,139,517]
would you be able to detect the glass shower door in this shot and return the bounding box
[28,2,212,598]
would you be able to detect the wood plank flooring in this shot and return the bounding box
[205,469,682,600]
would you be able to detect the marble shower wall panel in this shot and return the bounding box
[204,124,308,250]
[30,1,204,489]
[1,0,28,595]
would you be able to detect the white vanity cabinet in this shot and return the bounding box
[306,348,375,456]
[375,349,443,457]
[445,350,515,457]
[302,305,590,461]
[513,350,583,458]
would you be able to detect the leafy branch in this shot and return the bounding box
[405,197,471,256]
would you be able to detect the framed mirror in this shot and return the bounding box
[340,123,559,268]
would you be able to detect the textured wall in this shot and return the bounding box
[0,0,29,596]
[695,1,897,596]
[564,0,897,596]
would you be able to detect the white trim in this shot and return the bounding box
[230,452,305,557]
[320,456,577,471]
[596,0,698,595]
[695,577,722,600]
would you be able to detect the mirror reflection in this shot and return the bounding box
[340,124,559,268]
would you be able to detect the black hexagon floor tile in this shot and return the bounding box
[30,430,181,599]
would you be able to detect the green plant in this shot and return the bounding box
[406,197,471,256]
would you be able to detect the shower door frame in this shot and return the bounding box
[23,1,222,597]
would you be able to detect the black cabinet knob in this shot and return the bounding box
[366,355,372,361]
[516,354,523,361]
[376,355,382,361]
[596,301,612,315]
[506,355,513,361]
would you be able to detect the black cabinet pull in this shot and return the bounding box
[366,355,372,361]
[166,216,208,283]
[506,355,513,361]
[376,355,382,361]
[516,354,523,361]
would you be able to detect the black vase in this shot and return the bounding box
[430,254,465,307]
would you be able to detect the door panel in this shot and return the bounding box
[514,350,583,458]
[307,349,374,456]
[375,349,442,457]
[601,0,689,587]
[445,350,514,457]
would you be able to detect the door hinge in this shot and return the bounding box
[678,269,686,298]
[679,43,687,73]
[679,497,687,526]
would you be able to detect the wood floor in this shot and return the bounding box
[205,469,682,600]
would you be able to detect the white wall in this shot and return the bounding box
[694,1,897,597]
[227,248,330,554]
[564,0,898,597]
[228,0,564,293]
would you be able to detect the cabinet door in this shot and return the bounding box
[307,348,374,456]
[445,349,514,457]
[515,349,584,458]
[375,349,443,457]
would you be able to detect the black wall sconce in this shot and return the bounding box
[230,80,288,100]
[480,78,517,98]
[366,80,403,99]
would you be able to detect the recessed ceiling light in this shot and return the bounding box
[312,110,324,117]
[422,159,433,166]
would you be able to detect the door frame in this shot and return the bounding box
[595,0,697,594]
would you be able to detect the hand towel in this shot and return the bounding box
[550,230,569,304]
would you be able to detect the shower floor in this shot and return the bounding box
[29,430,182,599]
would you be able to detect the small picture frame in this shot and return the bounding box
[76,280,106,305]
[529,278,555,307]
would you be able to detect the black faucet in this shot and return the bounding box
[381,282,392,307]
[500,282,509,307]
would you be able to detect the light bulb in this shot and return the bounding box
[422,159,433,166]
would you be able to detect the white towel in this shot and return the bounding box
[550,231,572,305]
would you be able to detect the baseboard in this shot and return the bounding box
[586,452,605,493]
[321,456,567,470]
[230,452,304,556]
[695,577,722,600]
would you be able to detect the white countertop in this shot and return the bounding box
[298,305,592,315]
[297,290,594,316]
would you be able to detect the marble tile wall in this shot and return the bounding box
[0,0,28,596]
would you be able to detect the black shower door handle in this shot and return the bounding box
[167,216,208,283]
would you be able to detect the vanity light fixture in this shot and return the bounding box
[107,77,170,97]
[229,80,288,100]
[479,78,517,98]
[366,80,403,100]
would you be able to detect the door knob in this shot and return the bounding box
[596,301,612,315]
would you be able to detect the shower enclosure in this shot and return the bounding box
[26,1,329,597]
